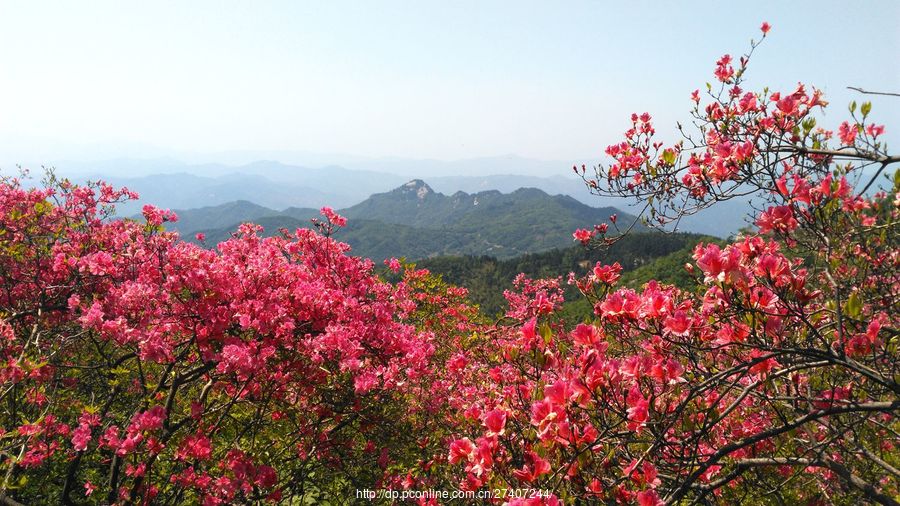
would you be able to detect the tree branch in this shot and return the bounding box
[0,495,25,506]
[726,457,899,506]
[665,400,900,504]
[847,87,900,98]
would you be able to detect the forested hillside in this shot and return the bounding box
[167,180,640,261]
[403,232,712,316]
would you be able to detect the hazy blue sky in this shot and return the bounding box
[0,1,898,166]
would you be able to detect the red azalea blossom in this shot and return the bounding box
[573,228,594,244]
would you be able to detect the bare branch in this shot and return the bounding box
[725,458,899,506]
[848,86,900,97]
[666,401,900,504]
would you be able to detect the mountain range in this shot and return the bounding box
[165,180,638,261]
[45,158,752,237]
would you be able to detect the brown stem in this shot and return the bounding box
[665,401,900,504]
[725,457,899,506]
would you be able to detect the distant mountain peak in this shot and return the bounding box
[398,179,433,200]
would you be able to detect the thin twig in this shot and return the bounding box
[847,87,900,97]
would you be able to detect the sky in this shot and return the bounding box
[0,0,898,171]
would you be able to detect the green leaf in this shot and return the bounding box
[850,101,857,113]
[540,323,552,345]
[662,149,676,165]
[802,117,816,133]
[861,101,872,117]
[33,200,52,215]
[845,292,862,318]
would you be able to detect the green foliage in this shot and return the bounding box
[618,239,720,291]
[410,232,713,316]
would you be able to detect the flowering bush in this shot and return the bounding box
[0,23,897,505]
[447,23,897,504]
[0,174,444,504]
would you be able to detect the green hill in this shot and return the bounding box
[164,200,314,237]
[402,232,714,317]
[342,180,634,233]
[169,180,642,262]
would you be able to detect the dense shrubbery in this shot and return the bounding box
[0,24,897,505]
[0,178,455,504]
